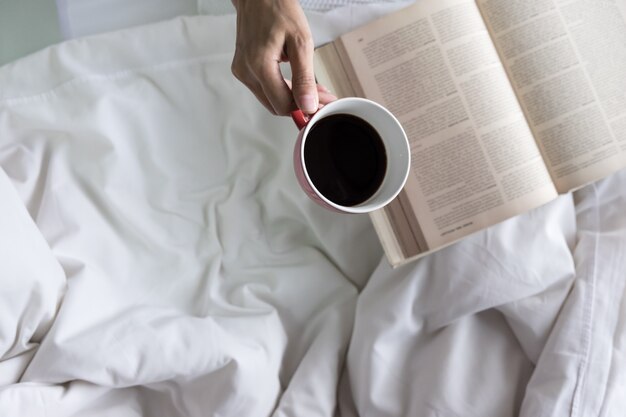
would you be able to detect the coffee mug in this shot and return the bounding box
[292,97,410,213]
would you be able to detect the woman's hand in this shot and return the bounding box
[231,0,337,116]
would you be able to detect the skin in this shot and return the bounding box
[231,0,337,116]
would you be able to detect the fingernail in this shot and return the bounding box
[299,95,318,113]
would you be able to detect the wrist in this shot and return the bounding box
[232,0,265,10]
[234,0,300,11]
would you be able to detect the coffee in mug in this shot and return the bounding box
[304,113,387,207]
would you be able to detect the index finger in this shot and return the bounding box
[284,33,318,114]
[255,57,297,115]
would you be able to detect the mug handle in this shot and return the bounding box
[291,110,309,130]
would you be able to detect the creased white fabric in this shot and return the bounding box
[0,10,625,417]
[0,169,67,386]
[0,15,381,416]
[342,195,577,417]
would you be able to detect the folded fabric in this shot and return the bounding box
[0,15,381,416]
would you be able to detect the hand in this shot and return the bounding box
[231,0,337,116]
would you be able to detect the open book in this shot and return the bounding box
[314,0,626,266]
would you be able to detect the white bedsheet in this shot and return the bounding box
[0,12,625,417]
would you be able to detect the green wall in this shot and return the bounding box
[0,0,62,66]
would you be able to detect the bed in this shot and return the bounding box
[0,2,625,416]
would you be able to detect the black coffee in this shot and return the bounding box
[304,113,387,207]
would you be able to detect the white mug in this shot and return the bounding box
[292,97,411,213]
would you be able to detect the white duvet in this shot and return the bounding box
[0,12,624,417]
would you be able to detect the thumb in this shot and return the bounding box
[286,35,318,114]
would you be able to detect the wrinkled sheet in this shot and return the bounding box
[0,13,625,417]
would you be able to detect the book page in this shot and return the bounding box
[478,0,626,192]
[336,0,557,251]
